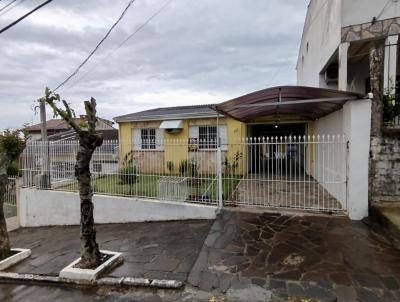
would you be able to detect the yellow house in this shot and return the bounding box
[114,104,247,175]
[113,86,361,178]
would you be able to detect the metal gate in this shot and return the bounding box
[222,135,348,213]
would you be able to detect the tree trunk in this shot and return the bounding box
[0,173,11,261]
[75,134,103,269]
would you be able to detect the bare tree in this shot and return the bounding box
[0,130,25,260]
[40,88,103,269]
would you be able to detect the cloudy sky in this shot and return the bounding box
[0,0,308,129]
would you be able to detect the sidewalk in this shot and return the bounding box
[8,220,212,282]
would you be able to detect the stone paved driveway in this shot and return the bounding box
[188,209,400,301]
[8,220,212,282]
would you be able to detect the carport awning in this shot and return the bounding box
[213,86,364,122]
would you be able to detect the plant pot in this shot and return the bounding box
[59,250,123,282]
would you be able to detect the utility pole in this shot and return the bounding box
[39,99,50,188]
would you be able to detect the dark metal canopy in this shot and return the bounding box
[214,86,364,122]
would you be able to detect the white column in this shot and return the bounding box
[384,35,398,95]
[342,99,372,220]
[339,42,350,91]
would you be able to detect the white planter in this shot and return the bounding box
[59,250,123,282]
[0,248,31,271]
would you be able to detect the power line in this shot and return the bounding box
[53,0,136,92]
[0,0,28,17]
[66,0,173,90]
[0,0,18,13]
[0,0,53,34]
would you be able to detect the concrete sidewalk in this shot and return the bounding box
[7,220,212,282]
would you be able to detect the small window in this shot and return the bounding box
[93,162,102,173]
[306,42,309,52]
[198,126,217,149]
[141,128,156,149]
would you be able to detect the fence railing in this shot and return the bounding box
[4,176,17,219]
[20,135,348,212]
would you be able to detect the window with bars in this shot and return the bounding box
[141,128,156,149]
[198,126,217,149]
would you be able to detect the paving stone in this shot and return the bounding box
[286,282,306,298]
[334,285,358,302]
[380,275,400,290]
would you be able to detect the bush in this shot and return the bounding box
[167,161,174,174]
[178,159,188,175]
[7,161,19,176]
[119,164,138,185]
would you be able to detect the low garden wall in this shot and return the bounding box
[19,188,217,227]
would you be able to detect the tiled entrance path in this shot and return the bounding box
[8,220,212,281]
[233,175,343,211]
[188,209,400,301]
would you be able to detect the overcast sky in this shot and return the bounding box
[0,0,308,129]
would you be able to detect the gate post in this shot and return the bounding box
[217,146,223,209]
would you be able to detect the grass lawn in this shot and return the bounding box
[58,174,241,202]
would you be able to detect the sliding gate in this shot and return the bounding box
[223,135,348,213]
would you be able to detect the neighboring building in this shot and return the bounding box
[23,117,119,185]
[297,0,400,205]
[26,116,118,141]
[297,0,399,95]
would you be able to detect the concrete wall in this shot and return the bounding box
[19,188,217,227]
[342,99,372,220]
[313,109,346,207]
[312,99,372,220]
[342,0,400,27]
[297,0,342,87]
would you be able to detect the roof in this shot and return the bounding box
[114,104,218,122]
[47,128,118,142]
[27,117,116,132]
[214,86,364,122]
[114,86,365,123]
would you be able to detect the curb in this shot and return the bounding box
[0,272,184,289]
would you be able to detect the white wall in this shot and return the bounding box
[342,99,372,220]
[313,99,372,220]
[19,189,217,227]
[297,0,342,87]
[342,0,400,27]
[313,109,346,207]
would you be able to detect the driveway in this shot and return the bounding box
[188,209,400,301]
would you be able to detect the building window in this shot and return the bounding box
[141,128,156,149]
[199,126,217,149]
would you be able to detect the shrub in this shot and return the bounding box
[6,161,19,176]
[178,159,188,175]
[167,161,174,174]
[119,164,138,185]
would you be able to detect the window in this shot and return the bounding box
[198,126,217,149]
[141,128,156,149]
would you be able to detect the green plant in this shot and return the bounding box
[383,93,400,125]
[166,161,174,174]
[6,161,19,176]
[188,159,199,178]
[223,151,243,175]
[178,159,188,175]
[119,164,138,185]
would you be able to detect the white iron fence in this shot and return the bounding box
[4,176,17,218]
[20,136,348,213]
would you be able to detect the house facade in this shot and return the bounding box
[114,86,371,220]
[297,0,400,205]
